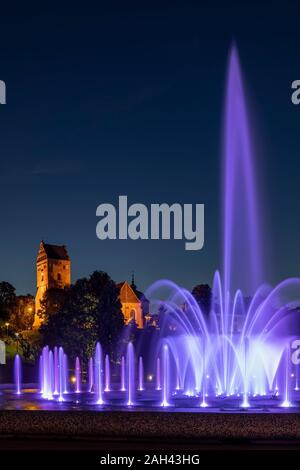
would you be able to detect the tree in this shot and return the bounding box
[9,294,35,331]
[191,284,212,317]
[0,281,16,325]
[41,271,124,362]
[127,318,139,342]
[18,332,39,361]
[39,288,68,322]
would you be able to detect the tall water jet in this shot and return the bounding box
[42,346,48,399]
[138,356,144,391]
[94,342,104,405]
[295,364,299,391]
[161,344,170,407]
[88,357,94,392]
[241,337,250,408]
[156,357,161,390]
[58,346,65,402]
[53,346,59,395]
[105,354,110,392]
[49,350,54,396]
[37,46,300,413]
[42,346,53,400]
[176,371,180,391]
[75,357,81,393]
[223,44,262,299]
[121,356,126,391]
[126,342,135,406]
[63,353,68,393]
[200,341,208,407]
[14,354,22,395]
[39,355,43,394]
[281,346,292,408]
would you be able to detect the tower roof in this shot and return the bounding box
[116,280,149,303]
[40,241,70,260]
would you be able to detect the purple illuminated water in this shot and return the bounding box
[121,355,126,392]
[105,354,110,392]
[223,45,262,297]
[156,357,161,391]
[161,345,170,407]
[14,354,21,395]
[88,357,94,392]
[75,357,81,393]
[138,356,144,391]
[53,346,58,395]
[126,342,135,406]
[41,346,52,400]
[16,45,300,411]
[58,347,65,402]
[94,342,104,405]
[63,354,68,394]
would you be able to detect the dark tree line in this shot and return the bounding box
[0,281,35,332]
[40,271,124,362]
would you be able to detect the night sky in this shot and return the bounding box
[0,1,300,295]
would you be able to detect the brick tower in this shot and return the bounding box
[34,241,71,327]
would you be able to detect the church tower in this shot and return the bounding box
[34,241,71,327]
[116,273,149,328]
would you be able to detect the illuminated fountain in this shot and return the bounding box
[105,354,110,392]
[94,342,104,405]
[161,344,170,407]
[138,357,144,391]
[53,346,58,395]
[75,357,81,393]
[19,44,300,412]
[121,356,126,391]
[63,353,68,393]
[88,357,94,392]
[14,354,22,395]
[156,358,161,391]
[126,342,135,406]
[141,45,300,409]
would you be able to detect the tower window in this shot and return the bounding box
[57,273,62,281]
[130,309,136,320]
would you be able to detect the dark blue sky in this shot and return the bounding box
[0,0,300,295]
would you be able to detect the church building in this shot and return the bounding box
[116,275,149,328]
[34,241,148,329]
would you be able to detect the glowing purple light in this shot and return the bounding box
[14,354,22,395]
[138,356,144,391]
[121,356,126,392]
[94,342,104,405]
[37,45,300,411]
[104,354,110,392]
[75,357,81,393]
[126,342,135,406]
[88,357,94,392]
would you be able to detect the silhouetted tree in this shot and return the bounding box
[10,294,35,331]
[127,318,139,342]
[191,284,212,317]
[18,332,39,361]
[41,271,124,362]
[39,287,68,322]
[0,281,16,325]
